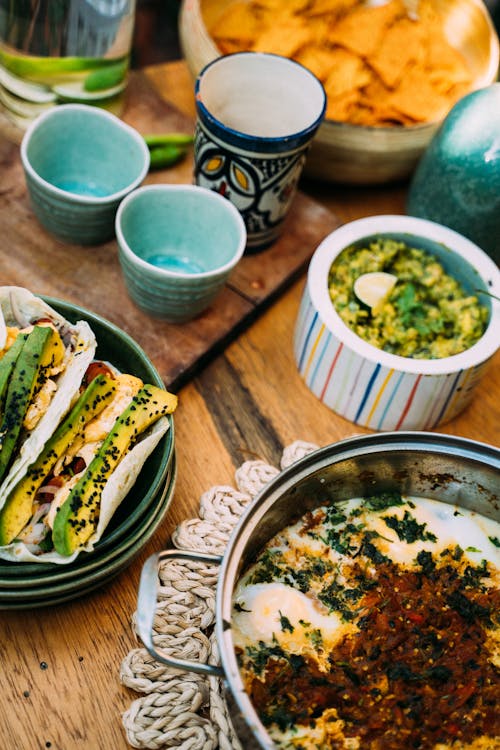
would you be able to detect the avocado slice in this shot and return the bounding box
[52,384,177,555]
[0,373,117,546]
[0,333,28,415]
[0,325,63,482]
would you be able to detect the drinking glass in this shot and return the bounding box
[0,0,136,141]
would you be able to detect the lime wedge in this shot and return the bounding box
[83,60,128,92]
[52,79,125,102]
[0,50,124,80]
[353,272,397,312]
[0,65,56,104]
[0,86,55,119]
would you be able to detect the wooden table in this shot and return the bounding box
[0,60,498,750]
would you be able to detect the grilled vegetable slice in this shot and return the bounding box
[0,325,64,482]
[52,384,177,555]
[0,333,27,412]
[0,374,117,545]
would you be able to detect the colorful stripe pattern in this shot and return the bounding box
[293,286,490,431]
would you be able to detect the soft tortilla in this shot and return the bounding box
[0,416,171,563]
[0,286,96,507]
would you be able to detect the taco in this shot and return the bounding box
[0,286,96,504]
[0,360,177,563]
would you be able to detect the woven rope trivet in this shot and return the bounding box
[120,440,319,749]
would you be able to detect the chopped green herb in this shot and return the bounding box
[307,628,323,649]
[383,510,437,544]
[263,705,296,732]
[289,654,306,674]
[364,490,404,511]
[279,612,294,633]
[461,559,490,590]
[37,530,53,553]
[446,590,492,626]
[248,548,286,584]
[324,504,347,526]
[318,575,369,621]
[360,533,390,564]
[245,640,286,676]
[415,549,435,576]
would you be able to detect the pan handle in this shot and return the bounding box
[136,549,225,677]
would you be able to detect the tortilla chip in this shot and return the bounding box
[207,0,475,128]
[425,28,473,88]
[304,0,357,18]
[329,0,406,58]
[368,16,425,89]
[295,44,338,82]
[357,76,403,125]
[213,1,265,41]
[304,14,334,44]
[386,66,452,122]
[214,37,247,55]
[348,103,382,126]
[325,89,359,122]
[251,17,312,56]
[323,46,372,98]
[253,0,309,10]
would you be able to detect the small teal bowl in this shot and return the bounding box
[20,104,150,245]
[115,184,247,322]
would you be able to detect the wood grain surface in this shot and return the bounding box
[0,60,498,750]
[0,70,340,390]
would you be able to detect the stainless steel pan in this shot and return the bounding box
[137,431,500,749]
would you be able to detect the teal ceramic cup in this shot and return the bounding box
[115,184,247,322]
[20,104,150,245]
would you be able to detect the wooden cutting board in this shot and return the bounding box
[0,70,341,390]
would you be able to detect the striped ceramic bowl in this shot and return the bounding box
[294,215,500,431]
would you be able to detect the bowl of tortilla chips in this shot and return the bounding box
[179,0,499,184]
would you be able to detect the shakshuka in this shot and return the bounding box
[232,492,500,750]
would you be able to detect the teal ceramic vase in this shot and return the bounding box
[407,83,500,265]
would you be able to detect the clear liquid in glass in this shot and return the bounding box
[0,0,136,140]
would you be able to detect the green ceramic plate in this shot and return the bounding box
[0,455,176,590]
[0,455,177,607]
[0,297,175,583]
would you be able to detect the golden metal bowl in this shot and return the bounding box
[179,0,499,185]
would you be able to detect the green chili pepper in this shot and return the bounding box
[148,144,189,170]
[143,133,194,148]
[144,133,194,170]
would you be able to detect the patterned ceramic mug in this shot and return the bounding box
[194,52,326,253]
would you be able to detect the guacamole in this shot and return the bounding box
[328,238,489,359]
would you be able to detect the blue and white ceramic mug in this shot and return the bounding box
[194,52,326,253]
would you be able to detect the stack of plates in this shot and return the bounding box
[0,297,176,609]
